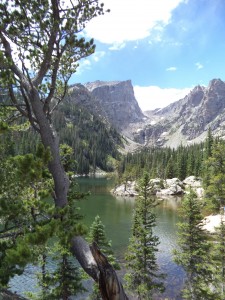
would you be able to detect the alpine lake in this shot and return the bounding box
[10,176,185,300]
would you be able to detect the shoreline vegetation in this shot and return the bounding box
[112,175,225,234]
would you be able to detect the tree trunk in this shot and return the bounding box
[29,88,69,208]
[71,237,129,300]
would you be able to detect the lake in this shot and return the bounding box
[77,177,185,299]
[10,176,185,299]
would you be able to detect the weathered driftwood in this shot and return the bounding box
[71,236,129,300]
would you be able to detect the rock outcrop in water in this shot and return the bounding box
[112,176,203,198]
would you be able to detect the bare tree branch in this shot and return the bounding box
[71,236,129,300]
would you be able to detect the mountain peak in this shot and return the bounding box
[68,80,144,132]
[84,80,132,92]
[208,78,224,87]
[68,78,225,149]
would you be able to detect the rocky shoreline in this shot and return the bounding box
[112,176,225,233]
[112,176,204,198]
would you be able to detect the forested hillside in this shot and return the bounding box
[118,129,214,182]
[120,142,204,181]
[52,100,123,174]
[0,101,123,175]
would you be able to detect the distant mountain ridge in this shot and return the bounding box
[68,78,225,149]
[143,78,225,147]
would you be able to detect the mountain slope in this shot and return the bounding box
[133,78,225,148]
[68,80,145,131]
[67,78,225,149]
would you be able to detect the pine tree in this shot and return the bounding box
[211,217,225,299]
[202,128,214,189]
[87,215,120,299]
[173,189,214,299]
[176,145,187,180]
[125,172,164,299]
[0,141,87,298]
[165,157,175,179]
[0,144,55,285]
[41,245,85,300]
[1,3,130,298]
[204,140,225,212]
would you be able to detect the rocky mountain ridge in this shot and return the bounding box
[68,78,225,149]
[144,78,225,147]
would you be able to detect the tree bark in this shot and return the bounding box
[71,237,129,300]
[28,88,70,208]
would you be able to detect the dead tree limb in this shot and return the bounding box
[71,236,129,300]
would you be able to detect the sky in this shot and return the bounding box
[70,0,225,111]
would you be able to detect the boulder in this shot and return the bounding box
[202,214,225,233]
[112,181,138,197]
[183,176,204,197]
[156,178,184,196]
[156,184,184,196]
[112,176,204,198]
[149,178,164,194]
[183,176,202,188]
[165,178,184,188]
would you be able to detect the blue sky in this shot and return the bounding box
[70,0,225,111]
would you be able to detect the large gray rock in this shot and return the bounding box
[156,178,184,196]
[183,176,202,188]
[68,80,145,133]
[112,177,185,197]
[183,176,204,198]
[112,181,138,197]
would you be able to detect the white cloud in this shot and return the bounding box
[92,51,106,62]
[134,85,191,111]
[76,51,106,74]
[76,59,91,75]
[195,62,203,70]
[109,43,126,51]
[84,0,185,45]
[166,66,177,71]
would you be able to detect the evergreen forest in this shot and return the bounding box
[0,0,225,299]
[0,101,123,175]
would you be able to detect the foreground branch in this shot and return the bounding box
[71,236,129,300]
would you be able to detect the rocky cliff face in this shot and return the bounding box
[68,80,145,132]
[137,78,225,147]
[85,80,145,129]
[68,78,225,149]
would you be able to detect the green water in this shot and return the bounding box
[10,177,185,299]
[77,177,135,258]
[77,177,185,299]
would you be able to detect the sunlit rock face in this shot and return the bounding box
[134,78,225,148]
[68,80,145,134]
[85,80,145,130]
[68,78,225,149]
